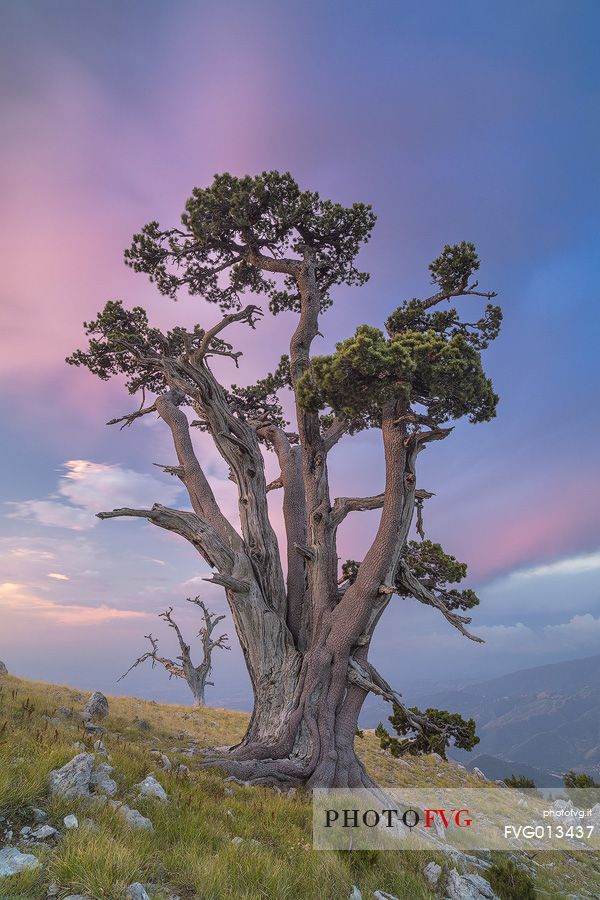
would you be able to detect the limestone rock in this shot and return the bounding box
[349,887,362,900]
[0,846,40,876]
[0,660,7,676]
[472,767,488,781]
[31,807,48,823]
[64,814,78,829]
[136,774,168,801]
[423,861,442,885]
[49,752,94,799]
[150,750,172,770]
[83,691,109,721]
[91,761,117,797]
[111,802,153,831]
[31,824,58,840]
[126,884,151,900]
[373,891,399,899]
[445,869,498,900]
[85,722,106,735]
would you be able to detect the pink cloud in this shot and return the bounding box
[0,582,148,626]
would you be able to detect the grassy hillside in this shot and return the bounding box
[0,674,598,899]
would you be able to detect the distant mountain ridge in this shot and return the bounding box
[412,654,600,782]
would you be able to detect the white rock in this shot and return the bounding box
[0,846,40,876]
[136,774,168,801]
[445,869,498,900]
[91,761,117,797]
[423,861,442,885]
[49,752,94,799]
[19,826,31,836]
[231,836,243,845]
[64,896,92,900]
[31,807,48,823]
[150,750,172,770]
[349,887,362,900]
[373,892,399,900]
[83,691,109,720]
[176,763,190,778]
[64,814,79,829]
[472,767,488,781]
[126,884,151,900]
[0,660,7,675]
[111,802,153,831]
[31,824,58,840]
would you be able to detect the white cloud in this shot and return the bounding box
[7,547,56,561]
[8,459,182,531]
[47,572,69,580]
[543,613,600,644]
[11,499,92,530]
[510,550,600,580]
[0,582,149,626]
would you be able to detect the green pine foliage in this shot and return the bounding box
[341,540,480,613]
[376,703,479,760]
[124,171,376,312]
[503,774,536,789]
[563,770,599,808]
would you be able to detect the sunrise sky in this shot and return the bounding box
[1,1,599,712]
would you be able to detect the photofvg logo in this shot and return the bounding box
[313,789,476,851]
[312,788,600,852]
[324,806,472,831]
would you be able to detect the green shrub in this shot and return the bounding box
[488,856,535,900]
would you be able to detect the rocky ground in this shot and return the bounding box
[1,669,599,899]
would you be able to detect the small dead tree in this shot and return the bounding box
[119,597,229,706]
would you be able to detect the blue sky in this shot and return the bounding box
[0,0,599,711]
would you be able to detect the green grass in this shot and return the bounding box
[1,674,599,899]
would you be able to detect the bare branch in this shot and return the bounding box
[347,656,400,704]
[395,559,484,643]
[202,573,250,593]
[331,493,385,527]
[107,402,157,430]
[97,504,235,574]
[153,462,185,479]
[118,633,184,682]
[332,487,434,528]
[266,476,283,493]
[419,280,497,311]
[190,304,263,364]
[154,391,242,551]
[322,417,348,452]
